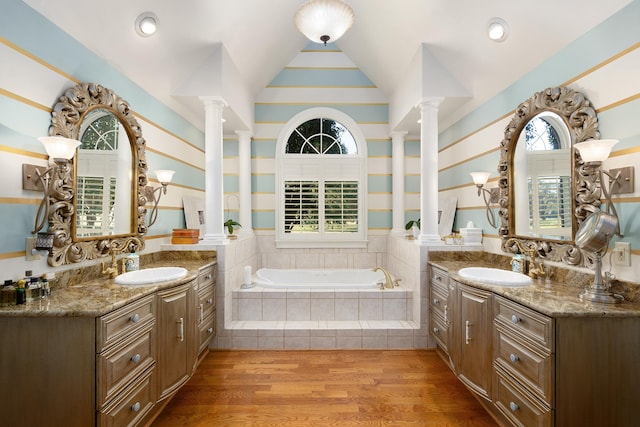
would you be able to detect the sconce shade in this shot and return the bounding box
[154,169,175,184]
[574,139,618,163]
[294,0,355,45]
[470,171,491,186]
[38,136,81,160]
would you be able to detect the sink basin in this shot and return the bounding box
[115,267,188,286]
[458,267,532,287]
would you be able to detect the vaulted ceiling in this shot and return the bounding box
[22,0,632,133]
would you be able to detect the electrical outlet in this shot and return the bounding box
[613,242,631,267]
[25,237,41,261]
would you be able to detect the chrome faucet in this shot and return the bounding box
[505,238,545,279]
[374,267,394,289]
[101,246,121,279]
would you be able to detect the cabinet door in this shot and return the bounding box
[157,281,194,400]
[456,282,492,401]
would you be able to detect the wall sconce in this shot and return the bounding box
[470,172,499,228]
[574,139,634,237]
[145,169,175,227]
[23,136,81,249]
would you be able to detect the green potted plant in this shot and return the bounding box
[224,219,242,239]
[405,219,420,239]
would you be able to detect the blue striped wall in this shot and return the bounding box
[0,0,203,274]
[439,0,640,281]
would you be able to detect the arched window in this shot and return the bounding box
[276,108,367,248]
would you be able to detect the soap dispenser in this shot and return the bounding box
[124,245,140,272]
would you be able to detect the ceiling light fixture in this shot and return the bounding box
[294,0,355,46]
[135,12,158,37]
[487,17,509,42]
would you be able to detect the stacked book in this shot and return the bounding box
[171,229,199,244]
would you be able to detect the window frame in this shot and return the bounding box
[275,108,368,248]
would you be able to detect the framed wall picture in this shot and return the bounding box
[182,195,205,236]
[438,195,457,236]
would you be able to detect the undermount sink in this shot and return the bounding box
[458,267,532,287]
[115,267,188,286]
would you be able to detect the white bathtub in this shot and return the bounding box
[252,268,388,289]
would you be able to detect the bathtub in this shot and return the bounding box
[252,268,388,289]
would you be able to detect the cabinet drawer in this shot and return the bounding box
[430,312,449,353]
[97,295,155,352]
[494,367,552,427]
[494,296,553,350]
[430,267,448,293]
[98,366,156,427]
[430,286,448,320]
[197,282,216,323]
[198,311,216,355]
[199,266,216,286]
[97,323,156,408]
[494,323,553,405]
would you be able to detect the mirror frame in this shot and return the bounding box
[45,83,148,266]
[498,86,602,266]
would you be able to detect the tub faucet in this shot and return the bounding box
[373,267,394,289]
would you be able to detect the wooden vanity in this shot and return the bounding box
[0,257,216,427]
[429,262,640,427]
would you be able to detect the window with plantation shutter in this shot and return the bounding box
[76,176,116,236]
[276,109,367,248]
[527,175,572,238]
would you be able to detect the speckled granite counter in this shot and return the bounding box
[0,251,216,318]
[429,252,640,318]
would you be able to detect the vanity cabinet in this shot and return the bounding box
[195,265,216,367]
[453,281,493,402]
[428,266,451,359]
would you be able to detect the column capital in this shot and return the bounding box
[199,96,228,108]
[415,97,444,110]
[390,130,408,140]
[235,130,253,138]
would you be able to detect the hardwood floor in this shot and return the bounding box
[151,349,497,426]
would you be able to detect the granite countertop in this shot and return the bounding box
[429,259,640,318]
[0,253,216,318]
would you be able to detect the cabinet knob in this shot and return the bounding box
[207,327,213,334]
[205,274,212,280]
[207,298,213,305]
[432,327,439,334]
[509,402,519,412]
[131,353,141,364]
[130,313,140,323]
[433,298,440,305]
[435,276,441,282]
[511,314,520,324]
[509,353,519,363]
[131,402,141,412]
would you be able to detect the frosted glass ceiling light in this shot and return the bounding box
[295,0,355,46]
[135,12,158,37]
[487,17,509,42]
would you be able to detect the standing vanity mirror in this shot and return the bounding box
[44,83,149,266]
[498,86,604,266]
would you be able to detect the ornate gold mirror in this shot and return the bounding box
[498,86,602,266]
[45,83,149,266]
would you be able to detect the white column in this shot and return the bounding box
[417,97,444,245]
[391,131,408,235]
[200,96,228,244]
[235,130,253,234]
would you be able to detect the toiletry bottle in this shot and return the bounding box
[15,279,26,305]
[511,255,525,273]
[125,246,140,272]
[40,275,50,298]
[1,280,16,306]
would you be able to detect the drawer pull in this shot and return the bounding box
[207,298,213,305]
[465,320,471,344]
[511,314,520,324]
[130,313,140,324]
[444,305,449,323]
[509,353,519,363]
[131,353,141,364]
[131,402,141,413]
[433,297,440,305]
[207,327,213,334]
[509,402,519,412]
[177,317,184,342]
[433,327,439,334]
[200,303,204,323]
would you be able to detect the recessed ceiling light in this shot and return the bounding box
[487,17,509,42]
[135,12,158,37]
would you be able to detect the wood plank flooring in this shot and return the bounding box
[151,349,498,426]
